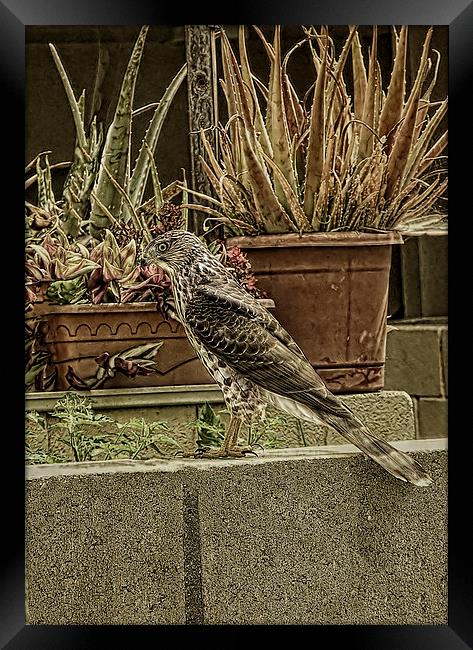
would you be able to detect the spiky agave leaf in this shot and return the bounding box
[89,26,149,240]
[304,36,327,224]
[35,155,58,216]
[62,114,104,238]
[385,28,433,201]
[238,26,273,158]
[402,98,448,187]
[378,26,408,146]
[266,26,299,208]
[49,44,88,151]
[127,62,187,212]
[358,26,378,161]
[351,29,367,123]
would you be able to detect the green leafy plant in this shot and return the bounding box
[248,412,291,448]
[47,393,115,462]
[194,402,288,450]
[194,403,226,450]
[25,394,182,463]
[25,394,296,465]
[187,25,447,235]
[108,418,181,460]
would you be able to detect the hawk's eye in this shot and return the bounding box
[157,242,169,253]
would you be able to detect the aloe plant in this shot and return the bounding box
[45,26,187,242]
[189,26,447,235]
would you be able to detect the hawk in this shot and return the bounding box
[142,230,432,487]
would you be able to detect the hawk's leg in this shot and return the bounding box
[195,415,257,458]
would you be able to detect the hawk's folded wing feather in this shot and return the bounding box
[186,283,348,419]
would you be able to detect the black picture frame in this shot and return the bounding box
[4,0,468,646]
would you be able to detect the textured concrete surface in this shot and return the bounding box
[26,441,447,625]
[26,470,186,624]
[385,325,445,396]
[417,398,448,439]
[197,447,447,625]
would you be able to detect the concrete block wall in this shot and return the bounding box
[26,440,447,625]
[385,320,448,439]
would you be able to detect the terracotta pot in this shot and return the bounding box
[226,231,403,394]
[32,298,275,392]
[35,302,214,391]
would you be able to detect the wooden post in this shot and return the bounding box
[184,25,218,236]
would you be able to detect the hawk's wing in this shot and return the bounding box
[186,282,348,418]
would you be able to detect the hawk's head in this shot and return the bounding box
[140,230,206,278]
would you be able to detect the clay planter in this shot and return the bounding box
[35,302,214,391]
[32,298,275,392]
[226,231,403,394]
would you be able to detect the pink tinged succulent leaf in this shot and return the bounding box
[102,258,124,282]
[42,234,58,256]
[91,284,108,304]
[25,286,37,303]
[65,366,93,390]
[118,238,137,270]
[28,244,52,268]
[90,240,105,263]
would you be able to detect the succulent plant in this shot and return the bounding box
[25,232,100,305]
[65,342,164,390]
[50,26,187,242]
[27,26,187,246]
[187,26,447,235]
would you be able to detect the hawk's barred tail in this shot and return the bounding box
[326,416,433,487]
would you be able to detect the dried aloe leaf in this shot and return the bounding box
[359,26,378,160]
[266,26,299,207]
[385,28,434,199]
[238,26,273,157]
[351,30,367,122]
[378,26,408,143]
[304,39,327,223]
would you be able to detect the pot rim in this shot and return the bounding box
[30,297,275,316]
[226,231,403,249]
[30,301,161,316]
